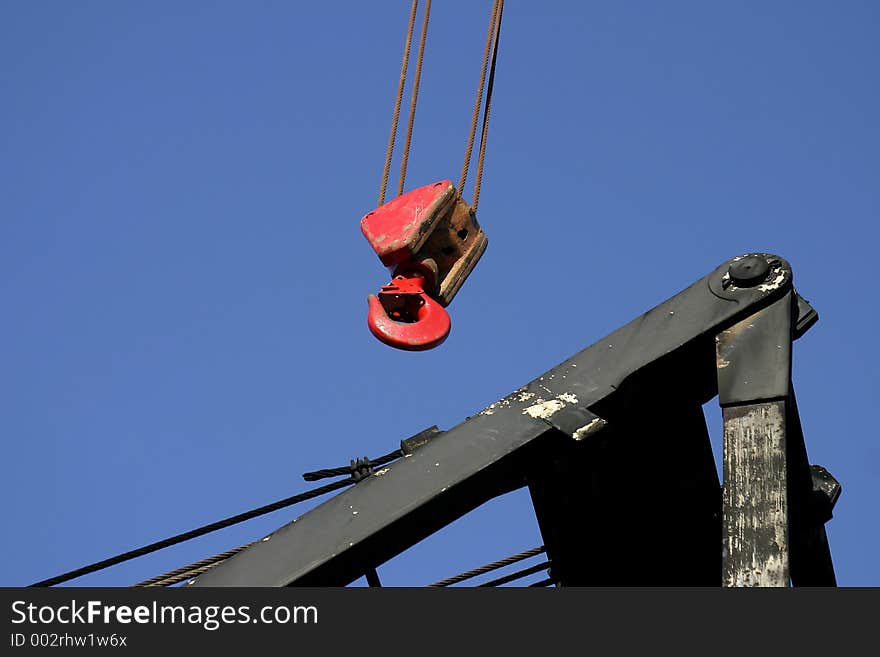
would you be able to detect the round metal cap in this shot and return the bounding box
[728,256,771,286]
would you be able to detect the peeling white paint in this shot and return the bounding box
[522,392,579,420]
[722,402,789,587]
[716,333,731,368]
[373,468,390,477]
[572,417,608,441]
[758,270,787,292]
[479,396,513,416]
[481,388,580,420]
[523,399,565,419]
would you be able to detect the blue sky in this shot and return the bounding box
[2,1,877,587]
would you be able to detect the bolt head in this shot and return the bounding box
[728,256,770,286]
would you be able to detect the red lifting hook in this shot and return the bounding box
[366,268,451,351]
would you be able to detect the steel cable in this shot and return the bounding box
[527,577,556,588]
[397,0,432,197]
[471,0,504,212]
[31,478,355,587]
[477,560,552,587]
[301,448,403,482]
[134,543,256,587]
[458,0,500,199]
[427,545,545,587]
[378,0,419,206]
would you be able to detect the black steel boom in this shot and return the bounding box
[191,253,838,587]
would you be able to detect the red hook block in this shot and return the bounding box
[361,180,487,351]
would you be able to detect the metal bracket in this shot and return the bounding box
[714,274,837,586]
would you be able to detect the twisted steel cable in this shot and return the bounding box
[134,543,256,587]
[471,0,504,212]
[397,0,432,196]
[459,0,501,199]
[31,478,355,587]
[477,560,552,587]
[427,545,546,587]
[379,0,419,206]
